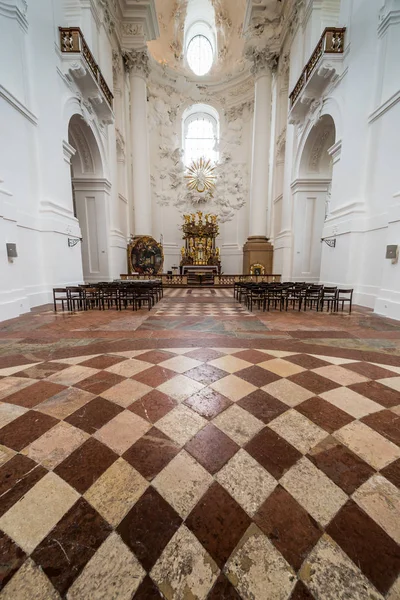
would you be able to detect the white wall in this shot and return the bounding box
[271,0,400,319]
[0,0,130,321]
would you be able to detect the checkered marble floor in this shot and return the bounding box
[0,347,399,599]
[164,289,233,298]
[155,303,253,317]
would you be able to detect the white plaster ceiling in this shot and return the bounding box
[147,0,248,81]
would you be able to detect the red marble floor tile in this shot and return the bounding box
[0,531,26,589]
[134,576,164,599]
[184,364,228,385]
[208,574,241,599]
[327,500,400,594]
[254,486,322,571]
[238,390,288,425]
[131,366,177,387]
[65,397,123,434]
[292,330,356,339]
[0,455,47,517]
[129,390,176,424]
[184,348,224,361]
[308,438,374,495]
[186,482,251,568]
[134,350,176,364]
[288,371,340,395]
[3,381,67,409]
[232,350,273,364]
[14,362,69,380]
[184,388,232,420]
[75,371,125,395]
[236,365,281,387]
[380,458,400,488]
[79,355,126,369]
[117,487,182,571]
[185,423,239,474]
[31,498,112,596]
[54,438,118,494]
[123,427,180,481]
[245,427,301,479]
[285,354,330,370]
[296,397,354,433]
[289,581,315,600]
[0,411,58,452]
[361,410,400,446]
[348,381,400,408]
[0,355,37,369]
[343,361,399,380]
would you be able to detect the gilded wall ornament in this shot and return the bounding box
[185,158,216,195]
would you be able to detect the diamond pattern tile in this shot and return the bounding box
[1,346,399,598]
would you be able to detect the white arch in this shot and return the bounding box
[294,98,341,179]
[62,94,108,179]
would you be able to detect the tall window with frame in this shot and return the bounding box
[183,110,219,168]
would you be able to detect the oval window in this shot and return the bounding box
[187,35,213,76]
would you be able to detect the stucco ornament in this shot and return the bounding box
[185,158,217,194]
[123,49,150,77]
[245,45,279,76]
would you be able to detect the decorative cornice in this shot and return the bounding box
[0,84,37,125]
[123,49,150,78]
[378,3,400,37]
[0,0,28,32]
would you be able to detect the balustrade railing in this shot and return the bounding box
[59,27,113,108]
[289,27,346,108]
[119,274,282,286]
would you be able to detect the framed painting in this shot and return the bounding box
[127,236,164,275]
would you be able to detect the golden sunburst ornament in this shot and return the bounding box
[185,157,216,194]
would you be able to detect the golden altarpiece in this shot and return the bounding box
[180,212,221,274]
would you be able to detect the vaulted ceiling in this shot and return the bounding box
[147,0,248,80]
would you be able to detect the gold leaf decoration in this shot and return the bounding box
[185,157,216,194]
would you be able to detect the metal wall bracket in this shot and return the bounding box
[321,237,336,248]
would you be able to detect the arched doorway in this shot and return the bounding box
[68,115,111,283]
[291,114,336,282]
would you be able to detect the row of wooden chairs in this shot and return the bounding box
[235,282,353,313]
[53,281,163,313]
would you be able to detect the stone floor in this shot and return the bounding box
[0,288,399,599]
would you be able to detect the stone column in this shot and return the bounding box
[243,49,276,274]
[124,49,152,236]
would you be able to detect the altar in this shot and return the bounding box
[180,212,221,278]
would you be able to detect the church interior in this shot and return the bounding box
[0,0,399,598]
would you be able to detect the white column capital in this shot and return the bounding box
[123,49,150,79]
[246,47,278,79]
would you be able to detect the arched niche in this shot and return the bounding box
[68,114,111,283]
[291,114,336,283]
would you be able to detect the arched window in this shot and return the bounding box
[185,22,215,77]
[187,35,213,76]
[183,105,219,167]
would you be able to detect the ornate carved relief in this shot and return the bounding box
[245,46,279,76]
[309,128,331,172]
[121,22,145,37]
[123,49,150,78]
[69,124,94,173]
[147,80,249,223]
[112,49,122,85]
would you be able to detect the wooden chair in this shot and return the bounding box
[336,288,353,313]
[320,286,337,312]
[53,288,69,312]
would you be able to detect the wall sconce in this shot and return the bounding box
[386,245,399,264]
[6,243,18,258]
[321,237,336,248]
[68,237,82,248]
